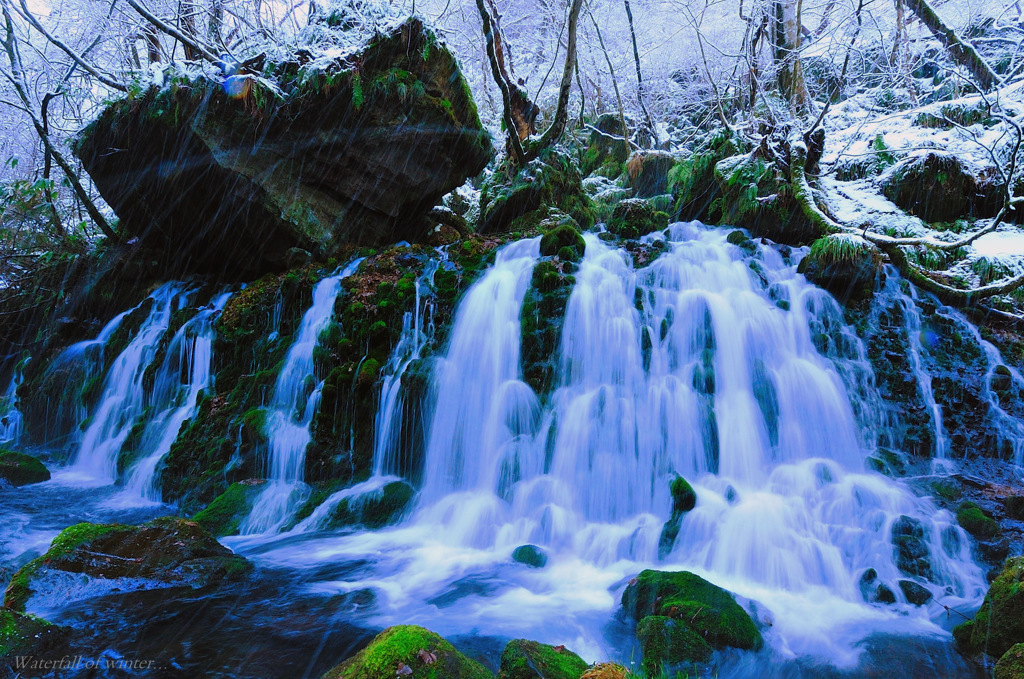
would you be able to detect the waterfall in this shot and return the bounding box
[62,283,189,485]
[241,260,362,535]
[115,291,233,504]
[0,357,26,444]
[246,226,987,665]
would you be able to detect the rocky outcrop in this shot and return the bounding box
[955,557,1024,660]
[0,609,66,659]
[497,639,587,679]
[0,450,50,487]
[74,17,491,277]
[3,517,250,612]
[880,152,1001,224]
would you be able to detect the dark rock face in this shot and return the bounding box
[891,515,932,580]
[880,151,1000,223]
[75,18,491,277]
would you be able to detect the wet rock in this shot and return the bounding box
[954,557,1024,659]
[880,151,1000,223]
[636,615,712,673]
[479,147,596,235]
[627,150,676,198]
[658,476,697,558]
[0,450,50,487]
[607,199,669,240]
[192,479,267,537]
[622,569,763,653]
[898,580,933,606]
[0,609,66,659]
[1005,495,1024,521]
[321,480,416,530]
[866,447,909,478]
[997,643,1024,679]
[75,17,491,277]
[992,365,1014,393]
[892,515,933,580]
[3,517,250,612]
[511,545,548,569]
[798,235,882,304]
[319,625,492,679]
[497,639,587,679]
[859,568,898,604]
[957,501,1001,540]
[539,220,586,263]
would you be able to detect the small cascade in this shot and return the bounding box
[291,474,402,533]
[372,258,441,478]
[241,260,362,535]
[0,357,26,444]
[117,291,233,504]
[64,283,190,485]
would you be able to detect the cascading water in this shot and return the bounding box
[62,283,190,486]
[241,260,363,535]
[0,357,26,444]
[244,226,987,671]
[115,291,233,504]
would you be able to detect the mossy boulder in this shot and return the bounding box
[539,220,586,263]
[607,199,668,239]
[622,570,763,653]
[192,479,267,537]
[479,146,596,235]
[880,152,1000,224]
[320,625,493,679]
[898,579,932,606]
[997,643,1024,679]
[668,130,746,223]
[521,260,577,396]
[581,112,631,178]
[0,609,66,659]
[636,615,713,673]
[511,545,548,568]
[320,481,416,530]
[798,234,881,303]
[0,450,49,487]
[497,639,587,679]
[75,17,491,277]
[956,501,1001,540]
[627,150,676,198]
[3,517,250,612]
[658,476,696,558]
[954,557,1024,658]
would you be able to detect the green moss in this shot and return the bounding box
[607,199,668,240]
[322,625,493,679]
[0,450,50,487]
[539,223,586,262]
[622,569,762,652]
[636,615,712,674]
[957,501,1000,540]
[498,639,587,679]
[193,481,266,537]
[511,545,547,568]
[0,609,64,658]
[996,643,1024,679]
[955,557,1024,658]
[326,481,415,529]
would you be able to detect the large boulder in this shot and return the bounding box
[0,450,50,487]
[497,639,587,679]
[954,557,1024,659]
[74,17,492,277]
[622,569,762,670]
[880,151,1000,223]
[4,517,250,612]
[320,625,492,679]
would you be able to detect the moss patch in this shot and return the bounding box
[957,501,1000,540]
[193,480,267,537]
[0,609,66,659]
[636,615,712,673]
[321,625,493,679]
[607,199,669,240]
[497,639,587,679]
[0,450,50,486]
[954,557,1024,658]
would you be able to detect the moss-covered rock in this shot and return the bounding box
[954,557,1024,658]
[579,663,634,679]
[497,639,587,679]
[317,481,416,530]
[511,545,548,568]
[3,517,250,612]
[898,579,932,606]
[539,221,586,263]
[607,199,669,240]
[75,17,491,277]
[521,260,577,397]
[0,609,66,659]
[658,476,696,558]
[668,130,746,223]
[636,615,713,674]
[798,234,881,304]
[192,479,267,537]
[956,501,1001,540]
[622,570,762,653]
[480,146,596,235]
[0,450,50,487]
[581,112,631,178]
[880,152,1000,224]
[320,625,493,679]
[996,643,1024,679]
[626,151,676,198]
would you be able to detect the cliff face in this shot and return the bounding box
[74,17,492,278]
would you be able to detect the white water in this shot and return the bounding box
[0,357,26,444]
[237,226,987,669]
[112,291,233,505]
[241,260,363,534]
[61,283,189,486]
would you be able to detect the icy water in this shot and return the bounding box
[0,224,1008,678]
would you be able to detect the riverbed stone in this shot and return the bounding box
[497,639,587,679]
[320,625,492,679]
[0,450,50,487]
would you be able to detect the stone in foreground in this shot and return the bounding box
[320,625,492,679]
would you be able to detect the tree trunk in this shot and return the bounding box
[773,0,812,114]
[903,0,999,90]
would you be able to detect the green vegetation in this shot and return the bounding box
[0,450,50,486]
[607,199,669,240]
[193,481,266,537]
[636,615,712,673]
[955,557,1024,658]
[0,609,64,658]
[956,501,1000,540]
[321,625,493,679]
[511,545,548,568]
[498,639,587,679]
